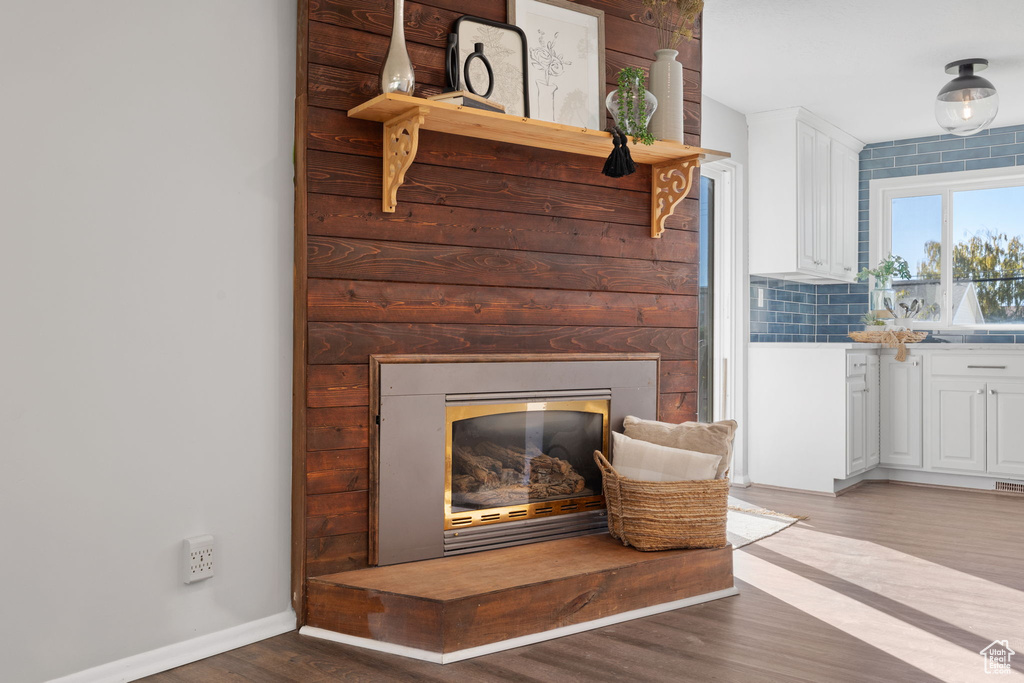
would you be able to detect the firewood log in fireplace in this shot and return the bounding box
[452,440,586,506]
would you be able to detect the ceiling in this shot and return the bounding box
[702,0,1024,144]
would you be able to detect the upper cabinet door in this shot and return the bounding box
[987,381,1024,477]
[796,121,819,272]
[829,141,860,280]
[812,128,831,274]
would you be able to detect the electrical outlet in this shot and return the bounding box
[183,535,215,584]
[758,288,765,308]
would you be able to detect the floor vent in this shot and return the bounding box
[995,481,1024,494]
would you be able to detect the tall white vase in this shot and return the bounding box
[647,49,685,142]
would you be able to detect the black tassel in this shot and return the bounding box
[602,127,636,178]
[601,127,625,177]
[618,128,637,176]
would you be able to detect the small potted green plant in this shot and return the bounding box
[858,254,911,319]
[861,312,887,329]
[605,67,656,145]
[856,254,911,288]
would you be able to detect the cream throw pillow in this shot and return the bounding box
[622,416,737,479]
[609,431,721,482]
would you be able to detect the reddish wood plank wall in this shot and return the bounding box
[293,0,703,620]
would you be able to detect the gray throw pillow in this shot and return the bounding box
[622,416,737,479]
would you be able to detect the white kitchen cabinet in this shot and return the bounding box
[847,354,879,476]
[795,121,820,273]
[829,140,861,280]
[748,345,1024,493]
[747,345,853,493]
[847,375,868,475]
[986,381,1024,477]
[880,356,923,468]
[929,378,988,472]
[925,354,1024,476]
[748,107,863,283]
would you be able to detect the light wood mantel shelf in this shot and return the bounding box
[348,93,729,238]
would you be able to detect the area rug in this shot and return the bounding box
[726,496,803,549]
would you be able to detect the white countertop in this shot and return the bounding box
[750,342,876,349]
[749,342,1022,351]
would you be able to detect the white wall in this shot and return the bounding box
[0,2,296,681]
[702,96,749,169]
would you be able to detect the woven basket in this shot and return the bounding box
[849,330,928,361]
[594,451,729,551]
[848,330,928,344]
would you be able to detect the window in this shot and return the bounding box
[871,167,1024,329]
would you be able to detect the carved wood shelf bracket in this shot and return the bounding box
[651,158,700,239]
[382,107,427,213]
[349,94,728,233]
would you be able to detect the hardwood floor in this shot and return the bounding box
[145,483,1024,682]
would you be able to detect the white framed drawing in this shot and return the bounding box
[508,0,606,129]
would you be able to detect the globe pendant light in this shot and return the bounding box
[935,58,999,136]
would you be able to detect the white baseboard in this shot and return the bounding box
[300,586,740,664]
[49,610,295,683]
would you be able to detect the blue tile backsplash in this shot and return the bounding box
[750,277,869,343]
[751,123,1024,344]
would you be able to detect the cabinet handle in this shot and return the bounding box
[990,389,997,395]
[844,266,852,271]
[976,389,984,394]
[968,365,1006,369]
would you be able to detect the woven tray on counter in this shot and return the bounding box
[848,330,928,361]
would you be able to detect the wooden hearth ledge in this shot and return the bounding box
[301,534,736,663]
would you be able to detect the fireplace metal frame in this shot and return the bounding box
[370,353,660,566]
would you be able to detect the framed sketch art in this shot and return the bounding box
[452,16,531,117]
[508,0,605,129]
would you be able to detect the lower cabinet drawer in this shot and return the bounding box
[929,355,1024,377]
[847,353,869,377]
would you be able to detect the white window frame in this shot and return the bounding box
[702,159,747,484]
[869,165,1024,331]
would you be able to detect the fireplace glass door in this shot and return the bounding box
[445,400,609,530]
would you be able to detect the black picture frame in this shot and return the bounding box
[451,16,531,117]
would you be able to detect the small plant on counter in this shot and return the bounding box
[861,313,886,327]
[856,254,912,286]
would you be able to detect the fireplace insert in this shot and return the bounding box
[373,355,657,565]
[445,399,609,530]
